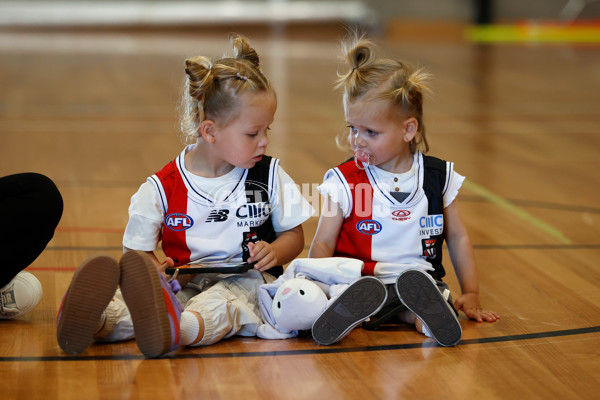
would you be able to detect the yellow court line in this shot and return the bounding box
[462,180,572,245]
[465,24,600,43]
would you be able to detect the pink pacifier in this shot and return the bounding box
[354,149,371,170]
[350,132,371,170]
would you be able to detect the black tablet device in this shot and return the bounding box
[165,262,254,275]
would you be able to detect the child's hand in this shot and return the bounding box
[159,257,196,286]
[454,293,500,323]
[247,241,277,271]
[156,257,175,277]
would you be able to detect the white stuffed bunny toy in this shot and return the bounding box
[256,257,364,340]
[271,278,328,332]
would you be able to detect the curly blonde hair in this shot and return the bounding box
[179,34,274,144]
[335,34,431,154]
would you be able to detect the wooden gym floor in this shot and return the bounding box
[0,24,599,399]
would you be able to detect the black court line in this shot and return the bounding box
[303,243,600,251]
[2,326,598,363]
[46,243,600,253]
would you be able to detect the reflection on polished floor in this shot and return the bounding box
[0,23,599,400]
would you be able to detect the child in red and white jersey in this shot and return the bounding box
[309,34,499,346]
[57,34,312,357]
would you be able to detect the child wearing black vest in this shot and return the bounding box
[309,34,499,347]
[57,34,312,357]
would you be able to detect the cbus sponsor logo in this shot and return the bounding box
[165,213,194,231]
[356,219,382,235]
[392,209,411,221]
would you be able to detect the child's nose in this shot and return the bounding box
[258,131,269,147]
[353,133,367,148]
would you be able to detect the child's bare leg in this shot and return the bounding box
[399,309,425,333]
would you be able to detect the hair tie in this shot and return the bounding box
[236,72,248,81]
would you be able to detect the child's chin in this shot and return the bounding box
[237,160,256,170]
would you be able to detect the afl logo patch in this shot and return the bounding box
[356,219,382,235]
[165,213,194,231]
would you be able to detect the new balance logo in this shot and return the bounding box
[205,209,229,222]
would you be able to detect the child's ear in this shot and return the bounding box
[199,120,217,144]
[403,117,418,143]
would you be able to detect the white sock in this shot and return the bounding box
[94,311,107,334]
[180,311,201,346]
[421,321,433,338]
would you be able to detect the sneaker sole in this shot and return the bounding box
[395,269,462,347]
[57,255,119,354]
[312,276,387,346]
[119,251,173,358]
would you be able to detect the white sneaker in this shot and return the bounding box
[0,271,43,319]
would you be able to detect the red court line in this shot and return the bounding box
[56,226,124,234]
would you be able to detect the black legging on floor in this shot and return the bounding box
[0,173,63,287]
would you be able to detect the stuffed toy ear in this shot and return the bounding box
[271,278,328,333]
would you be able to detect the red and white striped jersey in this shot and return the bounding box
[318,152,464,284]
[123,146,313,271]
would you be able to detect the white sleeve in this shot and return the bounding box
[443,170,465,208]
[122,180,164,251]
[316,168,352,218]
[270,165,315,232]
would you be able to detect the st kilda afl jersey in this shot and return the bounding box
[149,152,283,275]
[319,152,464,284]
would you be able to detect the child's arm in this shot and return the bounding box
[123,247,176,276]
[444,200,500,323]
[123,247,161,265]
[308,196,345,258]
[248,225,305,271]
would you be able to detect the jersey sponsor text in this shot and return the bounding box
[419,214,443,236]
[236,202,271,219]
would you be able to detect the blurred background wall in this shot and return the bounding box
[1,0,598,29]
